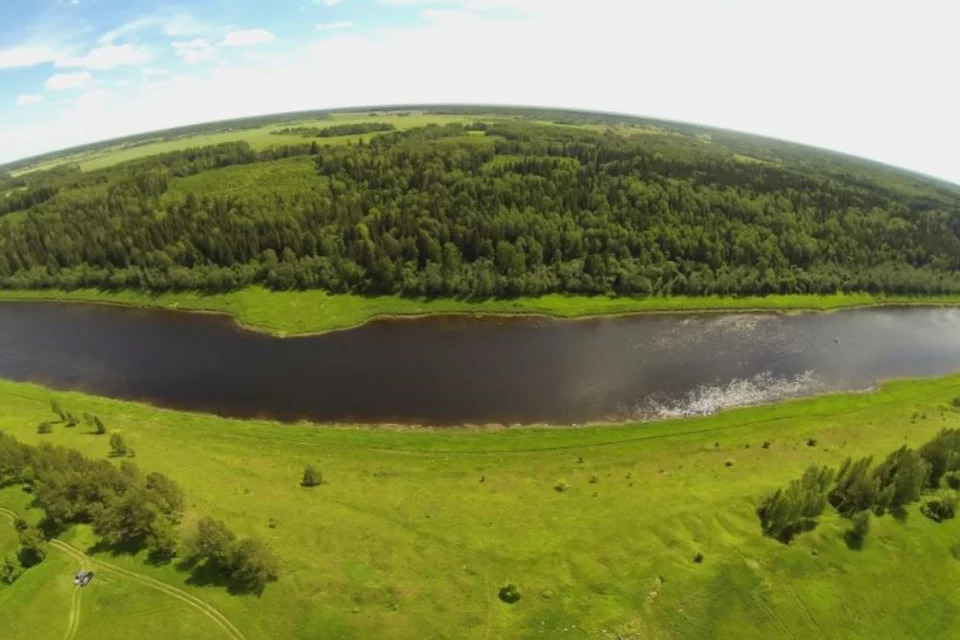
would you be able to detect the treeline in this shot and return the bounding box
[273,122,396,138]
[758,427,960,547]
[0,427,278,592]
[2,120,960,297]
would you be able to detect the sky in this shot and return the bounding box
[0,0,958,184]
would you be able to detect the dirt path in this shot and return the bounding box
[62,584,81,640]
[0,507,246,640]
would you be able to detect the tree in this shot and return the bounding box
[757,465,834,543]
[17,527,47,567]
[301,465,322,487]
[50,400,65,422]
[227,537,279,593]
[872,446,930,515]
[36,422,52,435]
[93,416,107,435]
[190,517,236,566]
[844,510,870,549]
[828,457,877,517]
[109,433,130,457]
[64,412,78,427]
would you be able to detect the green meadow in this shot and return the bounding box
[3,374,960,638]
[0,287,959,336]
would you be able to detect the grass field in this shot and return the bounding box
[0,287,959,336]
[2,374,960,638]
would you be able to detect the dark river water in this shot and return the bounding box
[1,302,960,425]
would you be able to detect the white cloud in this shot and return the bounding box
[55,44,150,70]
[15,95,44,107]
[220,29,275,47]
[0,44,61,69]
[99,12,211,45]
[171,39,217,64]
[141,68,169,77]
[314,0,347,5]
[45,71,93,91]
[315,21,355,30]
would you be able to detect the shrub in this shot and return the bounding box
[921,494,957,523]
[498,582,521,604]
[951,397,960,408]
[806,438,818,447]
[724,459,735,467]
[693,552,704,563]
[554,480,569,493]
[93,416,107,435]
[36,422,51,435]
[301,465,322,487]
[762,441,771,449]
[0,554,22,584]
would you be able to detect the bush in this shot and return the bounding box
[0,554,22,584]
[921,495,957,523]
[498,582,521,604]
[693,552,704,563]
[93,416,107,435]
[762,441,771,449]
[36,422,51,435]
[806,438,818,447]
[301,465,322,487]
[554,480,569,493]
[724,459,735,467]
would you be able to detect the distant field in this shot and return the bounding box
[3,373,960,638]
[11,112,474,175]
[0,288,959,336]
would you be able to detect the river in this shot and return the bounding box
[1,302,959,425]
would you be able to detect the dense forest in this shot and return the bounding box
[2,112,960,297]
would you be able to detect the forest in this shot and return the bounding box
[1,114,960,298]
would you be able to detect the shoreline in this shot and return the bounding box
[1,287,960,337]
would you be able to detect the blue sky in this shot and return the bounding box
[1,0,958,185]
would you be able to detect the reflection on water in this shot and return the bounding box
[0,303,958,425]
